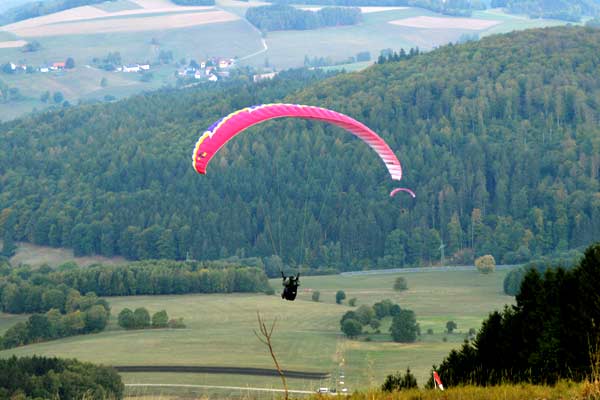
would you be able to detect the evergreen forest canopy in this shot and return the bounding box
[0,27,599,271]
[246,4,362,32]
[434,242,600,385]
[494,0,600,21]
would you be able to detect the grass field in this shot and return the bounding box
[0,268,515,395]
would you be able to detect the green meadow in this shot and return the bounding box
[0,268,515,395]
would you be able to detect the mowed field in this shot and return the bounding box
[0,268,515,396]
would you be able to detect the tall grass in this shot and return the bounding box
[315,382,586,400]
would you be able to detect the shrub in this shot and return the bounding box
[152,310,169,328]
[311,290,320,302]
[381,368,418,391]
[341,319,362,338]
[133,307,150,328]
[336,290,346,304]
[446,320,457,334]
[168,318,186,329]
[475,254,496,273]
[393,276,408,291]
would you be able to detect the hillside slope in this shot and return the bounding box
[0,27,599,269]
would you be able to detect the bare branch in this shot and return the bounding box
[255,311,288,400]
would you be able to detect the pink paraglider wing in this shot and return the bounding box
[390,187,416,198]
[192,104,403,182]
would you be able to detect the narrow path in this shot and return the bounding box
[238,37,268,61]
[125,383,314,394]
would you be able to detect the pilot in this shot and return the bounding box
[281,272,300,301]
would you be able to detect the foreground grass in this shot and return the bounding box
[122,381,599,399]
[327,381,595,400]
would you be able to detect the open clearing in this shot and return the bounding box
[0,268,515,393]
[8,242,126,267]
[389,15,501,30]
[0,40,26,48]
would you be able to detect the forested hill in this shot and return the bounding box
[1,27,599,271]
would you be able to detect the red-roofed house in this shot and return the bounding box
[51,62,65,70]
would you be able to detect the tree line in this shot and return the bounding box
[502,255,579,295]
[0,260,270,315]
[492,0,600,22]
[1,294,110,349]
[51,260,271,296]
[267,0,481,17]
[434,241,600,385]
[117,307,186,329]
[0,29,599,270]
[0,355,123,399]
[246,4,362,31]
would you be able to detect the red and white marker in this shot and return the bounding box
[433,371,444,391]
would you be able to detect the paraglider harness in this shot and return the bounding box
[281,272,300,301]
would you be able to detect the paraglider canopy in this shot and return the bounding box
[192,103,414,198]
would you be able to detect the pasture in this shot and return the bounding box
[0,267,515,395]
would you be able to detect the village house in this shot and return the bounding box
[51,62,65,70]
[122,64,141,72]
[208,74,218,82]
[253,71,277,82]
[218,58,235,69]
[140,64,150,71]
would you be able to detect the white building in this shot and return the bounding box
[122,64,141,72]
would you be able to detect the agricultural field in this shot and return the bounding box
[0,0,574,122]
[0,0,260,121]
[0,267,516,397]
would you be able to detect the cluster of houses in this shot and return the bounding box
[177,57,235,81]
[4,61,68,73]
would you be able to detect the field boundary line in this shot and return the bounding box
[125,383,315,394]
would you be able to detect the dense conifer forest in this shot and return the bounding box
[246,5,362,32]
[434,242,600,385]
[0,27,599,270]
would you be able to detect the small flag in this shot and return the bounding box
[433,371,444,391]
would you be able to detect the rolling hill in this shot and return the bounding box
[0,26,598,270]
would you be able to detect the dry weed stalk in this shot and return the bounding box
[254,311,288,400]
